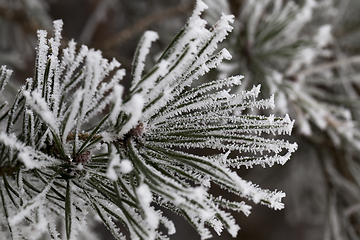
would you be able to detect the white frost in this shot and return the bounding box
[315,24,333,48]
[23,90,60,135]
[131,31,159,90]
[18,151,38,169]
[118,94,144,137]
[107,148,133,181]
[62,90,84,143]
[136,184,159,229]
[109,84,124,124]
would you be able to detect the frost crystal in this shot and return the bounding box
[0,1,297,240]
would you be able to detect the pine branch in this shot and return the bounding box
[0,1,297,239]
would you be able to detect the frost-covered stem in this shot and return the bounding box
[0,2,298,239]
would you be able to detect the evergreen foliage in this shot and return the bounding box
[0,1,297,239]
[207,0,360,239]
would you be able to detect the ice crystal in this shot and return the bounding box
[0,1,297,239]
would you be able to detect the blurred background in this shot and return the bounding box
[2,0,360,239]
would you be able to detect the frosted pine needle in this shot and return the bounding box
[0,1,297,240]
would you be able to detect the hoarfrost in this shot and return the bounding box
[118,94,144,137]
[35,30,49,93]
[131,31,159,90]
[315,24,333,48]
[109,84,124,124]
[62,90,84,143]
[107,146,133,180]
[0,1,298,239]
[18,151,38,169]
[0,66,12,96]
[136,184,159,229]
[23,90,59,135]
